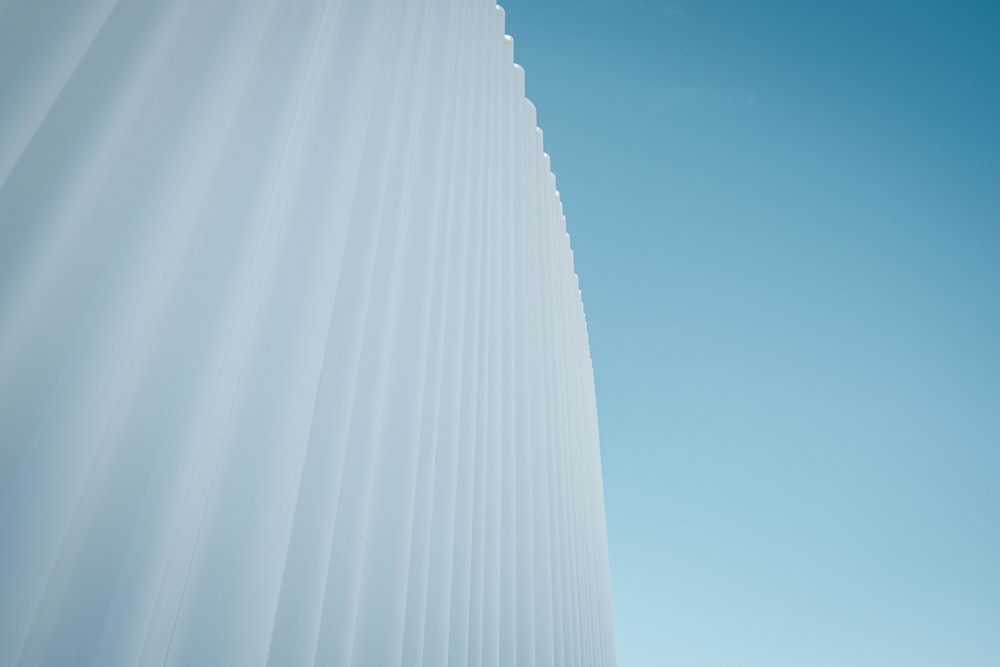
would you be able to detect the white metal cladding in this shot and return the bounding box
[0,1,615,665]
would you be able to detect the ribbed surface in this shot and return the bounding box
[0,0,615,664]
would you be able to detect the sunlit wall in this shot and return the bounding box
[0,1,615,664]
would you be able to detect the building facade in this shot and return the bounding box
[0,1,615,664]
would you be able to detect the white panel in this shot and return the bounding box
[0,1,616,665]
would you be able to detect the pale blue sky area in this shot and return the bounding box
[500,1,1000,664]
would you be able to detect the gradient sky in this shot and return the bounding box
[499,1,1000,664]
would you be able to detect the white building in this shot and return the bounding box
[0,1,615,664]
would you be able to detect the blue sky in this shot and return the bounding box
[500,0,1000,664]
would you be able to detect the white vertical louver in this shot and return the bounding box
[0,0,615,664]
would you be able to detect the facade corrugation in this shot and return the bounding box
[0,1,615,664]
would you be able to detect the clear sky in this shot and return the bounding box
[499,0,1000,664]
